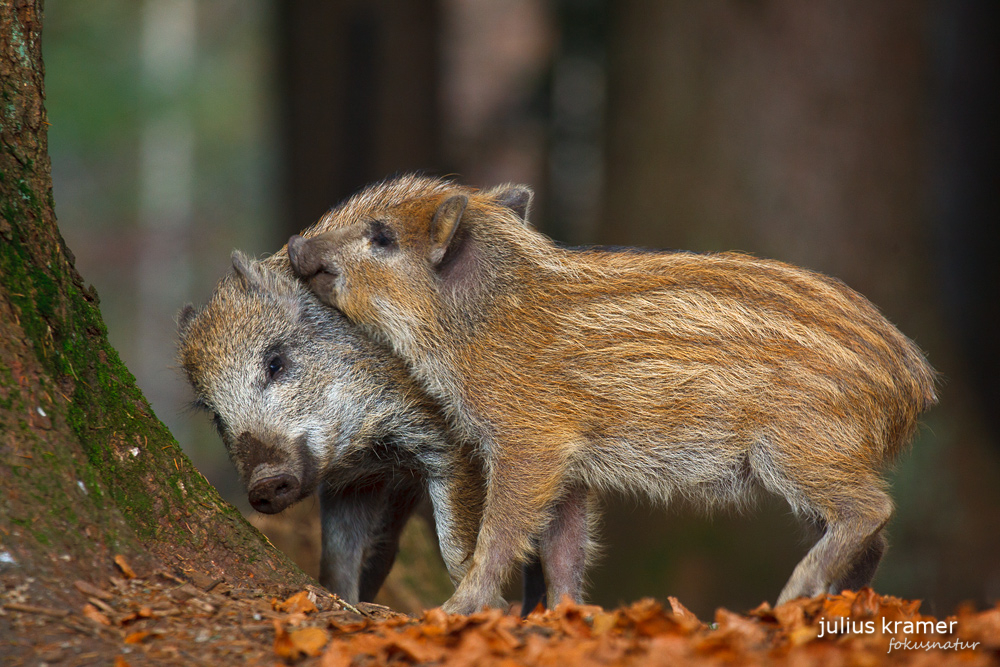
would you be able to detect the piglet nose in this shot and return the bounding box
[248,473,300,514]
[287,235,313,277]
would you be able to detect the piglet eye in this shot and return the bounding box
[369,221,396,249]
[266,354,286,382]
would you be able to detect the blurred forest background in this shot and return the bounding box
[42,0,998,619]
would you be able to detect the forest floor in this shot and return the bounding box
[1,555,999,666]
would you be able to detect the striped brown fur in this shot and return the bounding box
[288,174,937,614]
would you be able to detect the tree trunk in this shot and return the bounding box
[0,0,308,609]
[277,0,442,237]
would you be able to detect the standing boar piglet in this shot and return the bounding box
[176,251,491,604]
[287,174,938,615]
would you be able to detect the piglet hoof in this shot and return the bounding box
[776,581,826,606]
[441,591,506,616]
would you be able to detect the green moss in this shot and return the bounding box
[0,367,13,411]
[167,475,187,503]
[0,7,291,578]
[8,16,32,68]
[80,462,105,502]
[17,178,39,208]
[0,231,51,360]
[2,153,299,587]
[2,202,17,224]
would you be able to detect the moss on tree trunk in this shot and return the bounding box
[0,0,309,601]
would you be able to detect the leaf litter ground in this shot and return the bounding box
[1,556,998,666]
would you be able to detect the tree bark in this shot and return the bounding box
[0,0,308,605]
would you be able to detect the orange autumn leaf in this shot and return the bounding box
[624,599,683,638]
[590,610,619,636]
[274,620,329,659]
[385,635,447,663]
[956,607,1000,649]
[821,594,854,621]
[556,607,594,639]
[113,554,137,579]
[787,624,820,646]
[418,607,451,637]
[67,585,1000,665]
[289,626,330,657]
[82,603,111,626]
[330,633,387,662]
[124,630,152,644]
[273,621,296,659]
[320,642,353,667]
[714,608,768,648]
[274,589,318,614]
[850,587,883,617]
[773,599,807,633]
[667,595,704,630]
[449,630,494,667]
[328,614,369,633]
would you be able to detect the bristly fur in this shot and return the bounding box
[288,174,937,614]
[175,250,489,604]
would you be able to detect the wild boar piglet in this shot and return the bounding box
[177,251,489,604]
[288,174,937,614]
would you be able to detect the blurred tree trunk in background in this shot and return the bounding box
[273,0,452,610]
[278,0,442,236]
[267,0,999,617]
[930,0,1000,449]
[599,0,1000,616]
[0,0,309,614]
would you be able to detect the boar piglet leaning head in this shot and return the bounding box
[286,179,532,363]
[176,251,380,514]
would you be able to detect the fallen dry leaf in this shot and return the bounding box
[590,609,619,636]
[275,589,318,614]
[119,607,156,625]
[74,580,113,601]
[772,598,806,632]
[81,603,111,626]
[668,595,704,630]
[291,626,330,656]
[274,620,329,660]
[124,630,153,644]
[956,607,1000,649]
[385,634,447,663]
[623,598,684,638]
[820,593,854,620]
[113,555,137,579]
[328,613,369,633]
[319,642,353,667]
[714,607,768,646]
[272,620,297,659]
[787,624,819,646]
[14,556,1000,667]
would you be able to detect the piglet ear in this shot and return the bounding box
[429,194,468,266]
[493,185,533,222]
[176,304,197,339]
[231,250,256,283]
